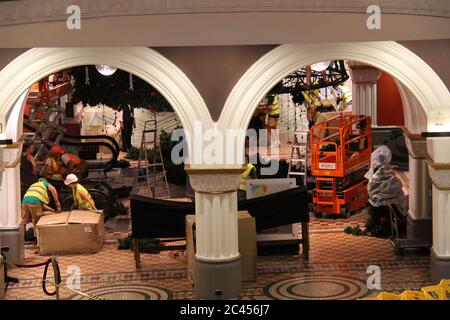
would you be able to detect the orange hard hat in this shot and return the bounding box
[50,145,65,154]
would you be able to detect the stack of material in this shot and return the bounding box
[36,210,104,255]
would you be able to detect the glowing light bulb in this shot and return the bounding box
[310,61,331,72]
[95,64,117,76]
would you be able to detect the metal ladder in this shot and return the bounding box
[30,103,66,161]
[288,129,309,186]
[136,118,170,198]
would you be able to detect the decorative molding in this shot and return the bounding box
[185,165,246,175]
[349,68,381,84]
[402,126,426,141]
[405,136,427,159]
[0,0,448,27]
[426,154,450,171]
[189,173,241,193]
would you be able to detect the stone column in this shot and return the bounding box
[0,148,4,300]
[426,137,450,281]
[404,130,432,243]
[186,166,244,299]
[348,63,381,124]
[0,93,26,266]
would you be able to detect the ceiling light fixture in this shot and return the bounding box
[310,61,331,72]
[95,64,117,76]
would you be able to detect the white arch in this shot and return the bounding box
[0,47,213,139]
[219,42,450,144]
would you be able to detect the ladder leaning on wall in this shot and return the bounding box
[136,117,170,199]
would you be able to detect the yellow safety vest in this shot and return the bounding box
[239,163,256,191]
[337,85,352,106]
[73,183,95,211]
[302,89,320,105]
[47,157,63,181]
[268,95,280,116]
[24,180,50,204]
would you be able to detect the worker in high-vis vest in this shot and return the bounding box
[64,174,97,212]
[44,146,64,181]
[238,162,257,201]
[333,83,352,111]
[20,178,61,230]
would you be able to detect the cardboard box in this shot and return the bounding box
[36,210,104,255]
[186,211,257,284]
[237,211,257,281]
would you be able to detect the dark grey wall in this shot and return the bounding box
[0,48,28,71]
[400,39,450,90]
[155,45,276,121]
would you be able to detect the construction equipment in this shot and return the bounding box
[310,114,371,177]
[136,118,170,199]
[312,177,368,218]
[28,102,66,161]
[388,204,431,251]
[288,130,309,186]
[310,114,372,217]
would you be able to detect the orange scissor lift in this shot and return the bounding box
[310,114,372,217]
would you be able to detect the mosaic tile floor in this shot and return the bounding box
[4,217,431,300]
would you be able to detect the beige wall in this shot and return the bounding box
[399,39,450,90]
[1,13,449,47]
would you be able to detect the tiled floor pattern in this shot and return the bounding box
[5,229,431,300]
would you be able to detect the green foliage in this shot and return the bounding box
[126,129,187,185]
[125,147,141,161]
[70,66,173,112]
[344,225,367,236]
[116,159,130,168]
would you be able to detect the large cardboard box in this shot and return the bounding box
[36,210,104,255]
[186,211,256,284]
[237,211,257,281]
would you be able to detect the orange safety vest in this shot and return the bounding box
[63,153,82,166]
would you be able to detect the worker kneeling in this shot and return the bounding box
[64,174,98,212]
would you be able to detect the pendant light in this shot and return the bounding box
[95,64,117,76]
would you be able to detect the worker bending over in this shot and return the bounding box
[43,146,64,181]
[46,146,89,180]
[64,174,98,212]
[20,178,61,232]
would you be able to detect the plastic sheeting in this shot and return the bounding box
[364,146,408,214]
[79,104,181,147]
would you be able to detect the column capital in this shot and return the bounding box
[427,161,450,190]
[185,166,245,193]
[404,132,427,159]
[348,63,381,84]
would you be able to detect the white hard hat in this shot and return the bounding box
[64,174,79,185]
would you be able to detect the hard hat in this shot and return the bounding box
[50,145,65,154]
[64,174,79,185]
